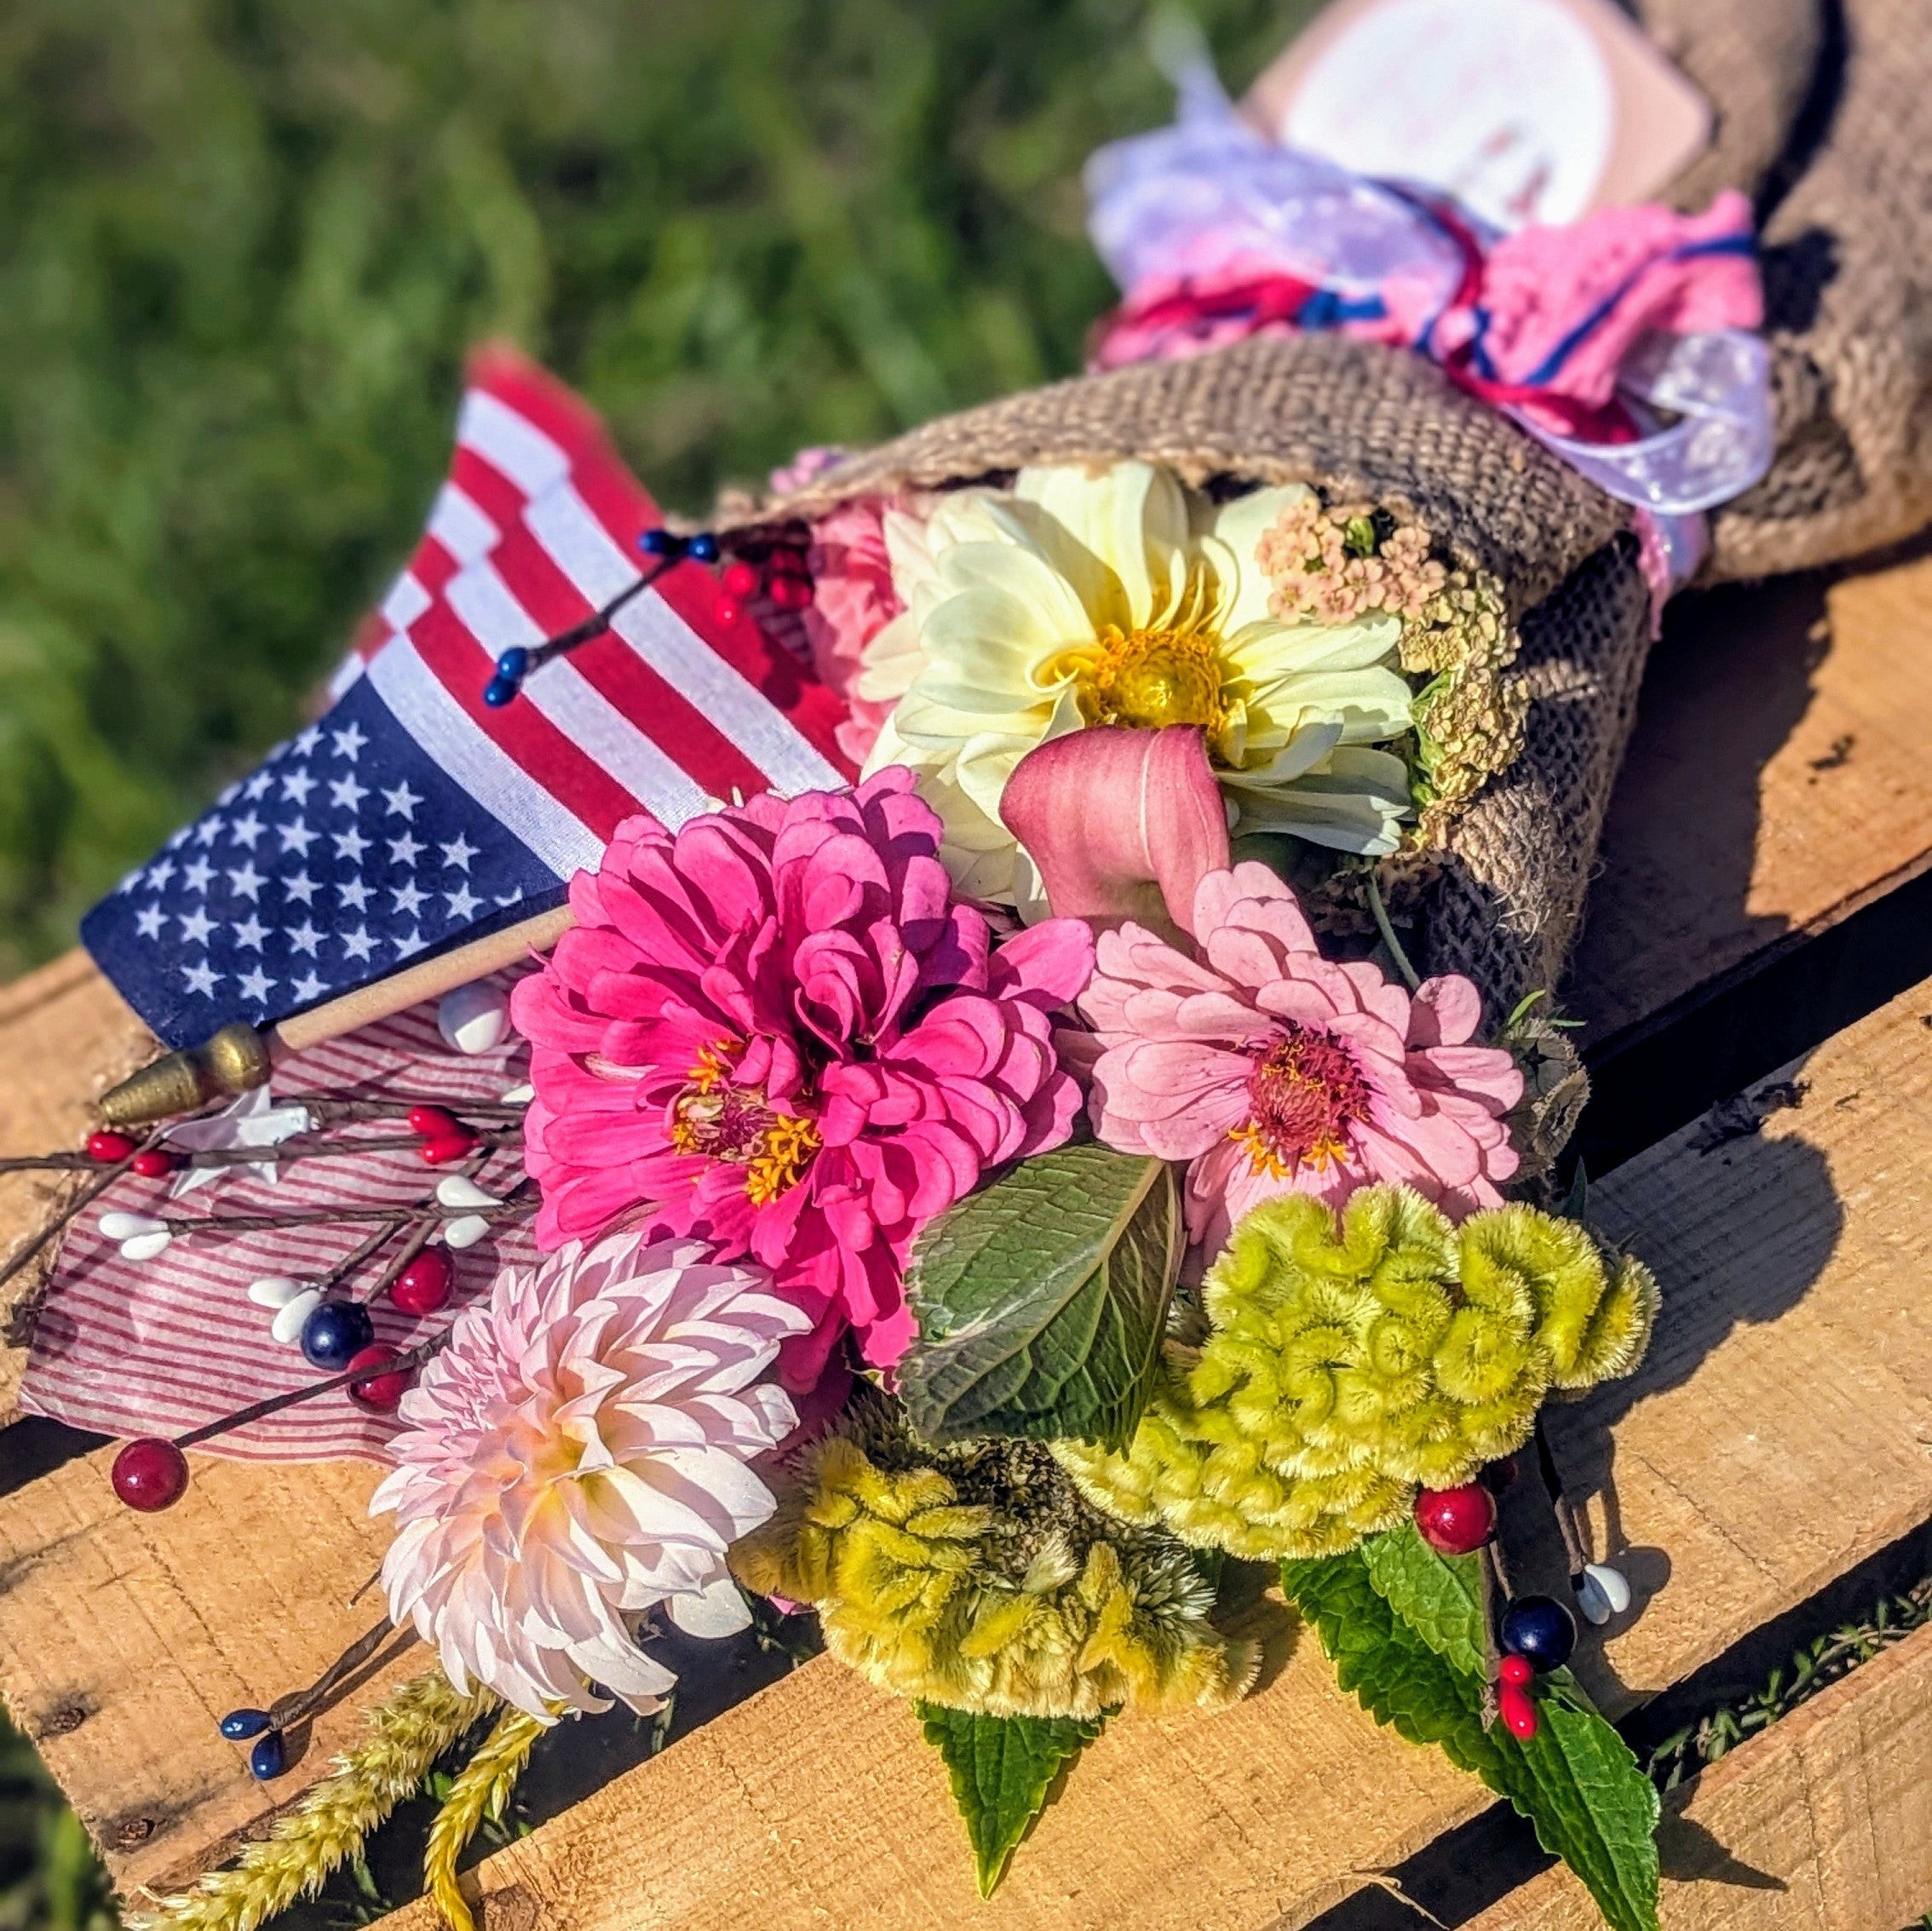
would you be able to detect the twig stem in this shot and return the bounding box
[1365,867,1422,991]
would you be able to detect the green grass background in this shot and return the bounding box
[0,0,1318,984]
[0,2,1314,1920]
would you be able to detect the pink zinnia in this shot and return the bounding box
[799,498,910,766]
[1081,862,1522,1256]
[512,770,1094,1388]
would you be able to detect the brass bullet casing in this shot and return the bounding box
[96,1021,273,1127]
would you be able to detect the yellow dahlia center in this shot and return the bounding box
[670,1043,821,1205]
[1074,621,1228,735]
[1231,1023,1372,1178]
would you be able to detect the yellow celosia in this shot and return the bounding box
[1056,1186,1657,1561]
[731,1421,1256,1721]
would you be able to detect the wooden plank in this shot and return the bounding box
[371,975,1932,1931]
[0,953,154,1415]
[1567,549,1932,1043]
[5,544,1932,1910]
[1468,1618,1932,1931]
[0,1450,418,1900]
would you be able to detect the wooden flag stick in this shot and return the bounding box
[96,905,576,1126]
[271,905,574,1054]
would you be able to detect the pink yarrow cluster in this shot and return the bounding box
[512,770,1093,1388]
[1079,860,1522,1256]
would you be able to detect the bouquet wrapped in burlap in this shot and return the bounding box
[730,0,1932,1020]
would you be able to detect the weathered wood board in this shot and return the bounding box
[0,952,152,1417]
[376,979,1932,1931]
[1,543,1929,1922]
[1469,1618,1932,1931]
[1568,549,1932,1043]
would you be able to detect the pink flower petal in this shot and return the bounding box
[1001,725,1230,941]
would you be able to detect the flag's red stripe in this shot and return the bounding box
[480,518,769,807]
[406,598,645,836]
[449,446,532,538]
[466,346,641,499]
[568,447,857,782]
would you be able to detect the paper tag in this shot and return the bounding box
[1243,0,1713,231]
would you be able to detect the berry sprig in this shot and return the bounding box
[109,1334,449,1515]
[1410,1427,1634,1743]
[217,1614,411,1780]
[481,524,816,704]
[482,526,721,706]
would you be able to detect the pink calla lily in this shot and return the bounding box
[1001,725,1230,942]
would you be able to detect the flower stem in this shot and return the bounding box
[1364,867,1422,991]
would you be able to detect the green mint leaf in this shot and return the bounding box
[1359,1522,1487,1679]
[900,1145,1180,1447]
[915,1702,1107,1897]
[1283,1552,1659,1931]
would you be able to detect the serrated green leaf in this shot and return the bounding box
[1284,1552,1659,1931]
[1359,1522,1487,1679]
[915,1702,1107,1897]
[900,1145,1180,1447]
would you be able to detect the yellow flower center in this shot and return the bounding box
[1074,622,1229,736]
[670,1043,821,1205]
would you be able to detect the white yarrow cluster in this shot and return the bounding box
[372,1231,808,1719]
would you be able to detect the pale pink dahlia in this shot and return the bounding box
[371,1231,808,1720]
[512,769,1094,1387]
[1082,862,1522,1256]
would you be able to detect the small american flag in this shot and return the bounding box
[83,347,854,1049]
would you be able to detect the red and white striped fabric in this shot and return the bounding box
[333,344,854,865]
[20,983,538,1462]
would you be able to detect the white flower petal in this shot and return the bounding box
[666,1575,754,1639]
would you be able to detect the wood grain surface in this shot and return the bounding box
[1568,549,1932,1042]
[0,953,153,1415]
[1469,1618,1932,1931]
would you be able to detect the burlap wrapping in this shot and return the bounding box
[740,0,1929,1014]
[1683,0,1932,578]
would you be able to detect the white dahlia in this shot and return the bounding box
[859,459,1417,908]
[371,1231,808,1720]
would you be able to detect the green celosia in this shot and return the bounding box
[730,1408,1257,1721]
[1056,1186,1657,1562]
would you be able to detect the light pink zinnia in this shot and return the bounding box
[1082,862,1522,1256]
[800,499,907,765]
[372,1231,808,1720]
[512,769,1094,1388]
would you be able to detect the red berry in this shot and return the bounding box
[768,572,813,611]
[1482,1455,1520,1493]
[112,1437,189,1512]
[417,1131,479,1167]
[1413,1483,1498,1555]
[130,1150,178,1179]
[406,1105,461,1139]
[389,1249,454,1316]
[345,1345,411,1412]
[1498,1652,1534,1687]
[1498,1681,1538,1740]
[86,1130,137,1164]
[720,560,760,600]
[714,598,742,626]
